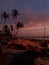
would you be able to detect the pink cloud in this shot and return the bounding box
[18,11,49,27]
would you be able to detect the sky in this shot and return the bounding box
[0,0,49,37]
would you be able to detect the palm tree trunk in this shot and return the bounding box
[2,20,5,32]
[14,17,16,36]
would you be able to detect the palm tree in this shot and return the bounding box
[11,9,24,37]
[17,21,24,30]
[11,9,20,35]
[11,9,20,25]
[3,25,11,36]
[10,25,14,31]
[1,11,9,26]
[20,22,24,27]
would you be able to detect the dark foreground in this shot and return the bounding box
[0,53,12,65]
[0,49,49,65]
[0,50,35,65]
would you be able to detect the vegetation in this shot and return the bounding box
[0,9,24,48]
[0,9,24,37]
[1,11,9,26]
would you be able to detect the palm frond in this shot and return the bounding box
[1,11,9,21]
[11,9,19,19]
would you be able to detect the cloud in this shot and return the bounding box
[18,11,49,27]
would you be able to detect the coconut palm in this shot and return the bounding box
[10,25,14,31]
[3,25,11,36]
[17,21,24,30]
[1,11,9,26]
[11,9,24,37]
[11,9,20,25]
[15,21,24,37]
[11,9,20,35]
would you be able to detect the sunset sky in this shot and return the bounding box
[0,0,49,37]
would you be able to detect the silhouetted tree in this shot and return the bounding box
[17,21,21,30]
[11,9,24,36]
[20,22,24,27]
[1,10,24,37]
[10,25,14,31]
[15,21,24,36]
[11,9,20,24]
[16,22,24,30]
[1,11,9,26]
[11,9,20,35]
[3,25,11,36]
